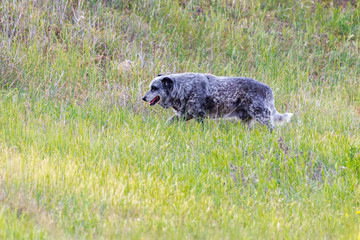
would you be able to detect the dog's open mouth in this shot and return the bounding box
[149,96,160,106]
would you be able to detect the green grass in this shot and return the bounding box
[0,0,359,239]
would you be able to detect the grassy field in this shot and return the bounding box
[0,0,360,239]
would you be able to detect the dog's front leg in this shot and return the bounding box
[195,117,204,124]
[166,114,193,124]
[166,115,179,124]
[194,113,205,124]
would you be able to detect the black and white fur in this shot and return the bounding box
[142,73,292,130]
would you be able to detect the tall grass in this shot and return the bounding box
[0,0,359,239]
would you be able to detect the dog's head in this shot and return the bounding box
[142,75,174,108]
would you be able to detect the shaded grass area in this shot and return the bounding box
[0,0,360,239]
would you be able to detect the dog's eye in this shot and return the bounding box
[151,86,158,91]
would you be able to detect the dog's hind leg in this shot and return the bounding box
[243,118,255,129]
[246,103,275,131]
[233,108,255,129]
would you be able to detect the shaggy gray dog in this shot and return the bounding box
[142,73,292,130]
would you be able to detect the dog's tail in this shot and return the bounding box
[272,111,293,126]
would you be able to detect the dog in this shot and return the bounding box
[142,73,292,130]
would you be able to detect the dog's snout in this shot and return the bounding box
[142,96,146,101]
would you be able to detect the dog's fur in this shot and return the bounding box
[142,73,292,130]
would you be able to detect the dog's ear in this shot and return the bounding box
[161,77,173,90]
[157,74,164,77]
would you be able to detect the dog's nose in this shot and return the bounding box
[142,96,146,101]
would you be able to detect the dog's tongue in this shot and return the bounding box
[150,96,159,105]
